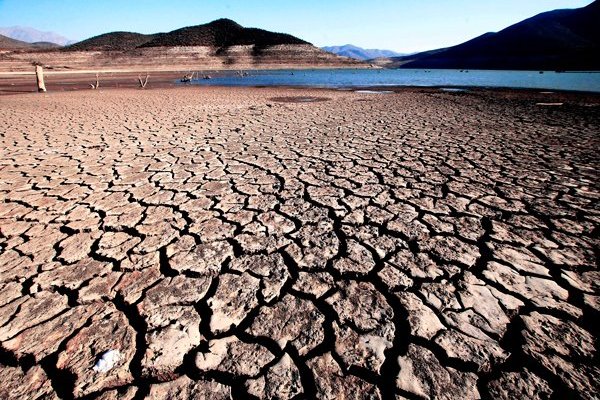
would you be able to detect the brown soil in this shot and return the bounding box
[0,87,598,399]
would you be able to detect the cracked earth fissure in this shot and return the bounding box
[0,87,598,399]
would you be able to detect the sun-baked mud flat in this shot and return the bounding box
[0,87,598,399]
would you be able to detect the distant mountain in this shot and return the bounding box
[322,44,404,60]
[0,26,73,46]
[381,1,600,70]
[0,34,65,50]
[66,19,309,52]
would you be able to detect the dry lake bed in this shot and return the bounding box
[0,86,598,399]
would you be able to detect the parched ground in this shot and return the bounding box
[0,87,598,400]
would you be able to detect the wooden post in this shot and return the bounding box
[35,65,46,92]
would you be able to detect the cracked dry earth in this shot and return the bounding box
[0,87,598,400]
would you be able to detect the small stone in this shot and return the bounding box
[189,217,235,241]
[257,210,296,235]
[93,349,122,373]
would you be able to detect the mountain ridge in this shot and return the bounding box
[322,44,404,60]
[140,19,309,48]
[378,1,600,70]
[0,26,73,46]
[0,34,31,49]
[0,34,61,50]
[66,32,157,51]
[64,19,310,52]
[0,19,362,72]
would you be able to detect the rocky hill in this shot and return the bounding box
[0,19,361,72]
[0,34,31,49]
[66,32,157,51]
[64,19,308,51]
[139,19,308,48]
[379,1,600,70]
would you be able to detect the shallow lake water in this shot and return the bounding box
[185,69,600,93]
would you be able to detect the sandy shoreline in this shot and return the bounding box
[0,87,598,399]
[3,69,600,100]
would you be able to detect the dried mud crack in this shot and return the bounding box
[0,87,598,399]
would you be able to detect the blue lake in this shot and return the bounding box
[185,69,600,93]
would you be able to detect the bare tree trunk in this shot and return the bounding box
[138,74,149,88]
[90,73,100,89]
[35,65,46,92]
[181,72,193,83]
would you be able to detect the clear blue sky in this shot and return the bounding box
[0,0,594,52]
